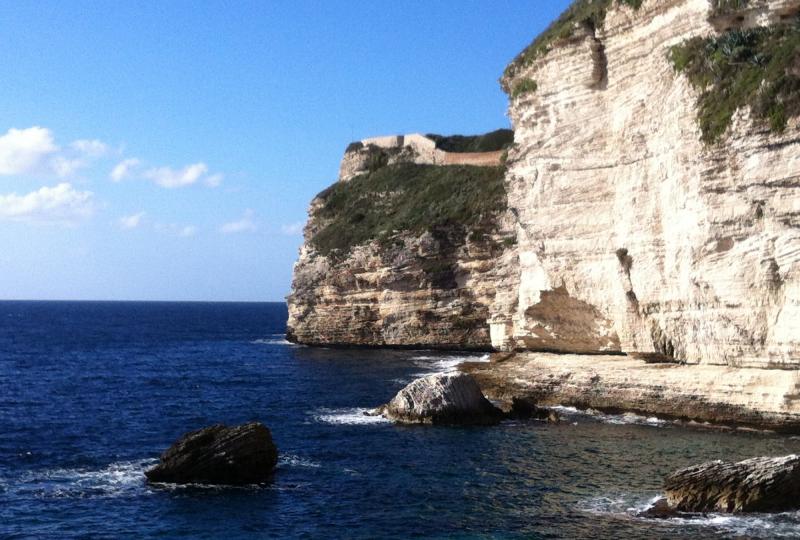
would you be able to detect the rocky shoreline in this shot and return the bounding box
[462,353,800,432]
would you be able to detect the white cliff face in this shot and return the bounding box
[495,0,800,367]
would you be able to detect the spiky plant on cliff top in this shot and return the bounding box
[671,17,800,143]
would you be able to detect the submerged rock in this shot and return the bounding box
[378,372,504,426]
[663,455,800,513]
[145,422,278,485]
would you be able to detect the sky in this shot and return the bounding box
[0,1,569,301]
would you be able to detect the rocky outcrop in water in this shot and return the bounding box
[286,132,516,350]
[660,455,800,513]
[463,352,800,430]
[145,422,278,485]
[286,0,800,427]
[377,372,504,425]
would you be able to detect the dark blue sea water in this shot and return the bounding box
[3,301,800,539]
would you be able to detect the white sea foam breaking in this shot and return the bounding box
[552,406,666,427]
[15,458,157,499]
[251,336,294,346]
[581,493,800,538]
[410,353,490,377]
[279,454,322,469]
[312,407,390,425]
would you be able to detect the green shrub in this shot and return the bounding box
[670,18,800,143]
[425,129,514,153]
[504,0,644,81]
[511,78,538,99]
[311,163,507,257]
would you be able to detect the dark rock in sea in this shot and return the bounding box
[145,422,278,485]
[637,498,679,519]
[509,397,561,423]
[663,455,800,513]
[378,372,505,426]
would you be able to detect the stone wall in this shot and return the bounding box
[339,133,504,182]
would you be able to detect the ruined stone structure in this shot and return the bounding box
[338,133,504,182]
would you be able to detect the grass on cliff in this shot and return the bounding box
[670,18,800,143]
[311,163,507,257]
[504,0,643,82]
[425,129,514,153]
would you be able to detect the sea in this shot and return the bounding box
[3,301,800,539]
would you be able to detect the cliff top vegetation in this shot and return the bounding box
[503,0,643,84]
[311,163,507,257]
[671,16,800,143]
[425,129,513,153]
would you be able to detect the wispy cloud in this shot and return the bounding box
[119,211,145,229]
[221,209,257,234]
[177,225,197,237]
[0,183,94,224]
[204,173,223,188]
[155,222,198,238]
[110,158,141,182]
[144,162,209,189]
[281,221,304,236]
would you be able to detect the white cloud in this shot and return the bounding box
[119,211,145,229]
[204,173,223,187]
[281,221,304,236]
[70,139,108,158]
[0,183,94,224]
[0,127,59,176]
[143,162,208,189]
[110,158,141,182]
[220,209,257,234]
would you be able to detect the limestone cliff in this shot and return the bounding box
[494,0,800,367]
[289,0,800,370]
[286,132,516,349]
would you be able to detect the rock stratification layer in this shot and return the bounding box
[664,455,800,513]
[287,133,515,350]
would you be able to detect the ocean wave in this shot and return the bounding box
[582,493,800,538]
[410,353,490,377]
[15,458,157,499]
[251,337,294,346]
[312,407,390,425]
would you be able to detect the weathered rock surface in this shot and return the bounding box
[145,422,278,485]
[494,0,800,367]
[378,372,505,425]
[463,353,800,430]
[663,455,800,513]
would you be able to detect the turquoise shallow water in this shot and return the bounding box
[2,300,800,539]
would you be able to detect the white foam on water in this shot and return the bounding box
[16,458,157,499]
[312,407,390,425]
[551,406,666,427]
[278,454,322,469]
[410,352,490,377]
[582,493,800,538]
[251,337,294,346]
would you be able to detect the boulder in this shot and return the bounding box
[145,422,278,485]
[663,455,800,513]
[379,372,505,425]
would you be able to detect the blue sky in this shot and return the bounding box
[0,1,568,301]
